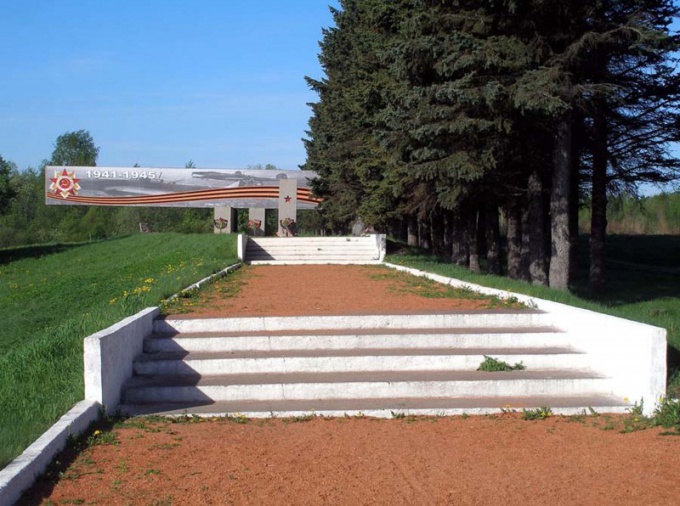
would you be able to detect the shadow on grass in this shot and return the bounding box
[0,236,131,265]
[570,235,680,306]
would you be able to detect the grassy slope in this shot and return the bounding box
[0,233,237,468]
[386,235,680,354]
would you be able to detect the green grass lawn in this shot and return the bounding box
[0,233,237,469]
[386,234,680,358]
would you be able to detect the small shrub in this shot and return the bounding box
[477,355,526,372]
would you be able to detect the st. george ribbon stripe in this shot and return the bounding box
[46,186,322,205]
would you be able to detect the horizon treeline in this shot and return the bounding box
[303,0,680,293]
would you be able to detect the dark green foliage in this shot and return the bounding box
[305,0,680,291]
[304,0,409,232]
[0,155,16,216]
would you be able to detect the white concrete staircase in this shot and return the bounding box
[118,312,630,417]
[245,236,384,264]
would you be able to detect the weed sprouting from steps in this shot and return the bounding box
[477,355,526,372]
[522,407,553,420]
[224,413,249,424]
[285,413,316,423]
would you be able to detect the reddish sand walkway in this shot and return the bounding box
[20,265,680,505]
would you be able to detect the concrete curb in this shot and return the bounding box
[0,400,101,506]
[163,262,242,303]
[384,262,667,415]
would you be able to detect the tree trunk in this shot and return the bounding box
[549,114,572,290]
[443,211,452,252]
[590,103,608,295]
[451,210,468,265]
[569,111,583,282]
[418,218,431,250]
[467,205,481,273]
[430,210,445,255]
[407,215,418,247]
[506,197,522,279]
[528,169,548,286]
[520,201,531,281]
[485,199,501,274]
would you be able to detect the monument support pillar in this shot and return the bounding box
[248,208,266,236]
[278,179,298,237]
[214,206,236,234]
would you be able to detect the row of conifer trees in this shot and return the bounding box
[303,0,680,292]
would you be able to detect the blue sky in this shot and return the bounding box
[0,0,339,171]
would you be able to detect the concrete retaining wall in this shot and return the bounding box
[84,307,159,411]
[385,263,667,415]
[374,234,386,262]
[238,234,248,261]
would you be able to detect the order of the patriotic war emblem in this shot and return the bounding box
[49,169,81,199]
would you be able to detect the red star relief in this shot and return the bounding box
[284,195,291,203]
[49,169,81,199]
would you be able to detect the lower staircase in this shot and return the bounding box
[119,311,630,417]
[245,236,383,264]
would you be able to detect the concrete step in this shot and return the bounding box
[246,255,378,261]
[248,260,384,265]
[119,394,631,418]
[123,309,628,417]
[246,243,376,250]
[153,312,554,335]
[144,327,566,353]
[122,369,613,404]
[245,248,377,255]
[245,252,377,258]
[248,235,375,246]
[245,236,381,264]
[133,347,588,376]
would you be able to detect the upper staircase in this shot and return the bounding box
[245,236,384,264]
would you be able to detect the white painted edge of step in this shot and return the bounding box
[148,405,632,420]
[0,400,101,506]
[248,260,383,265]
[383,262,668,416]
